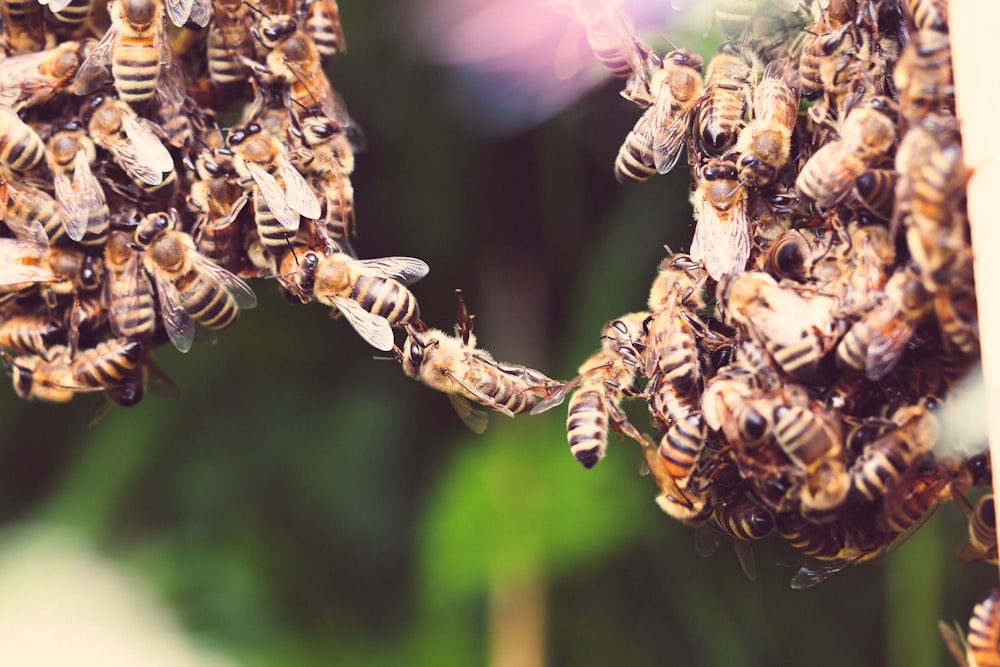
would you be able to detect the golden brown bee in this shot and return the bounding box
[45,121,108,247]
[4,338,144,402]
[613,49,704,182]
[228,122,322,258]
[895,28,954,125]
[903,0,948,32]
[533,311,648,468]
[561,0,654,92]
[836,265,931,379]
[696,48,753,156]
[0,312,60,355]
[0,41,87,110]
[133,212,257,353]
[772,402,848,522]
[853,169,897,221]
[103,229,156,341]
[294,114,358,254]
[300,0,346,61]
[189,176,249,276]
[207,0,256,88]
[940,590,1000,667]
[0,238,101,298]
[284,249,427,351]
[38,0,93,31]
[0,103,44,173]
[779,510,888,589]
[796,103,896,209]
[0,0,46,55]
[734,59,798,186]
[642,433,713,525]
[848,403,939,503]
[690,158,751,280]
[936,287,979,358]
[73,0,177,105]
[85,95,175,188]
[402,293,561,433]
[878,463,963,536]
[959,495,998,565]
[1,181,61,251]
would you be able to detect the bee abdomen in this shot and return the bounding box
[567,390,608,469]
[614,133,655,184]
[351,274,419,325]
[72,339,143,387]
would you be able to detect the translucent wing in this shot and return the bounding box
[733,540,758,581]
[4,186,52,255]
[441,366,516,417]
[693,524,723,558]
[190,252,258,310]
[105,251,145,338]
[447,393,489,434]
[529,372,587,414]
[150,270,195,353]
[0,239,55,286]
[691,192,750,280]
[38,0,75,9]
[189,0,211,27]
[70,26,116,95]
[937,621,970,667]
[55,148,106,242]
[164,0,193,27]
[117,111,175,184]
[246,162,300,229]
[332,296,394,351]
[352,256,430,285]
[276,152,322,219]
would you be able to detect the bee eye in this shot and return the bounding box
[408,342,424,365]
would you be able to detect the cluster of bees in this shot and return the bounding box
[533,0,992,597]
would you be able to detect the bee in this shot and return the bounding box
[959,495,998,565]
[836,265,931,380]
[401,293,561,433]
[696,47,753,156]
[642,434,713,525]
[796,103,896,209]
[894,28,954,125]
[0,41,87,110]
[700,488,776,580]
[1,181,62,251]
[903,0,948,32]
[227,122,322,257]
[848,403,940,504]
[879,462,970,536]
[133,212,257,353]
[562,0,654,92]
[0,103,44,173]
[189,175,249,276]
[0,313,60,355]
[206,0,256,88]
[163,0,211,27]
[936,287,979,358]
[38,0,93,31]
[45,121,109,247]
[853,169,897,221]
[294,114,359,254]
[719,270,841,382]
[72,0,178,105]
[85,95,175,188]
[300,0,346,61]
[533,312,647,468]
[772,403,848,522]
[4,338,144,402]
[0,0,46,55]
[613,48,704,183]
[103,229,156,341]
[689,158,750,280]
[780,510,889,589]
[0,238,100,299]
[734,60,798,187]
[940,590,1000,667]
[701,364,780,451]
[286,249,427,351]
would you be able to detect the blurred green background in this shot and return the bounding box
[0,1,995,665]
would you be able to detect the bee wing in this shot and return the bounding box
[0,239,55,286]
[440,366,516,417]
[332,296,395,351]
[789,560,853,590]
[55,148,107,243]
[447,392,490,434]
[4,187,51,255]
[190,252,258,310]
[693,524,723,558]
[937,621,970,667]
[276,153,322,220]
[71,27,116,95]
[164,0,194,27]
[189,0,211,27]
[38,0,75,9]
[691,191,750,281]
[149,269,195,353]
[119,112,174,185]
[246,162,300,229]
[105,253,142,338]
[529,372,587,415]
[352,256,430,285]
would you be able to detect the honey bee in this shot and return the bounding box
[780,510,889,589]
[699,487,776,580]
[772,402,848,522]
[0,313,60,355]
[642,433,713,525]
[695,47,753,156]
[1,181,61,252]
[227,122,322,257]
[848,403,940,503]
[836,265,931,380]
[0,238,101,298]
[294,114,358,253]
[85,95,175,188]
[206,0,256,88]
[285,249,427,351]
[4,338,144,402]
[936,287,979,358]
[300,0,346,61]
[103,229,156,341]
[0,41,87,110]
[45,122,108,247]
[734,60,798,187]
[73,0,177,105]
[38,0,93,31]
[560,0,653,92]
[613,49,704,183]
[959,495,998,565]
[689,158,750,280]
[903,0,948,32]
[0,103,44,173]
[401,293,561,433]
[133,212,257,353]
[853,169,897,221]
[894,28,954,125]
[0,0,46,55]
[533,311,647,468]
[796,103,896,209]
[940,590,1000,667]
[189,175,249,275]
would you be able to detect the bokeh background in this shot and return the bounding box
[0,1,994,665]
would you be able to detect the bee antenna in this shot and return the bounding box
[243,1,266,17]
[372,351,401,363]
